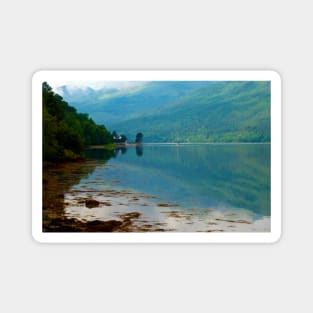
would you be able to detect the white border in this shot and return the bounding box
[32,70,282,243]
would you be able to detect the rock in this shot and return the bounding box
[85,199,100,208]
[215,218,252,224]
[85,220,123,232]
[119,212,141,220]
[157,203,178,207]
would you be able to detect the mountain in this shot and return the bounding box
[56,81,212,127]
[56,81,270,143]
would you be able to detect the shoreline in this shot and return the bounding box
[87,142,142,149]
[87,142,270,149]
[62,185,270,233]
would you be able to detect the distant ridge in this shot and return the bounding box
[57,81,270,143]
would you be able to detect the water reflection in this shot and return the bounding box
[83,148,115,161]
[105,144,271,216]
[111,145,144,157]
[43,144,270,232]
[43,148,114,231]
[43,161,99,231]
[136,145,143,156]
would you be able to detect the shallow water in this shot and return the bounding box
[61,144,270,232]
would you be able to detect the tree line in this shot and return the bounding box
[43,82,113,161]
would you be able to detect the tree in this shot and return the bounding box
[43,81,52,92]
[42,82,113,161]
[135,132,143,144]
[120,134,127,143]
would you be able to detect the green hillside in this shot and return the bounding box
[57,81,270,143]
[43,82,113,161]
[110,81,271,142]
[58,81,212,128]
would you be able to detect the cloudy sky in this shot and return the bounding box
[49,80,146,91]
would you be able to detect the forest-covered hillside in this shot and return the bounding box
[43,82,113,161]
[56,81,271,143]
[108,81,270,142]
[56,81,212,127]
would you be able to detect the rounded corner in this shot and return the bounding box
[269,229,282,244]
[31,230,44,244]
[32,70,46,84]
[268,70,282,84]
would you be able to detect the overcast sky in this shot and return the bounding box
[49,80,146,91]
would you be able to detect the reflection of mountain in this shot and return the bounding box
[57,81,270,143]
[106,144,270,216]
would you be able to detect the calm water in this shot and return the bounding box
[60,144,270,232]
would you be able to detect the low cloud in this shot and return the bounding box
[49,80,147,91]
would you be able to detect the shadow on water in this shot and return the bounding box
[43,149,115,232]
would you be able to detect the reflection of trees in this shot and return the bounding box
[113,146,144,157]
[136,145,143,156]
[83,149,115,160]
[43,150,114,232]
[113,147,127,157]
